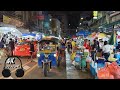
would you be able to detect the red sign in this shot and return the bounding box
[36,15,44,20]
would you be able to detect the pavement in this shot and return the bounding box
[66,49,93,79]
[66,49,80,79]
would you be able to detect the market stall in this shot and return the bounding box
[0,27,22,37]
[22,33,36,41]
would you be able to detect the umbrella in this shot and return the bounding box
[97,33,107,39]
[88,33,107,39]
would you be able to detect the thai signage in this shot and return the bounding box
[36,15,44,20]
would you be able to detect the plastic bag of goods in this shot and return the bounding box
[114,67,120,79]
[86,56,92,63]
[109,62,120,79]
[107,62,118,75]
[74,55,81,62]
[97,67,114,79]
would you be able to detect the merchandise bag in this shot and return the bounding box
[114,67,120,79]
[86,56,92,63]
[107,62,118,75]
[107,62,120,79]
[110,62,120,79]
[97,67,114,79]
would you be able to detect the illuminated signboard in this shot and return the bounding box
[36,15,44,20]
[93,11,98,19]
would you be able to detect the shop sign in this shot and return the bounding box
[93,11,98,19]
[93,11,98,17]
[36,15,44,20]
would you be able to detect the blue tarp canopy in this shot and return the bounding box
[76,30,91,37]
[22,33,36,36]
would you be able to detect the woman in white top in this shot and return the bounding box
[102,41,112,61]
[99,39,104,49]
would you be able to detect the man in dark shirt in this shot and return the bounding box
[29,41,35,62]
[9,38,15,56]
[116,42,120,50]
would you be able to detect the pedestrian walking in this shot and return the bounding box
[29,41,35,62]
[8,38,15,56]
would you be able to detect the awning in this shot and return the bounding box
[102,20,120,28]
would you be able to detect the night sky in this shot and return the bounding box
[48,11,93,29]
[67,11,93,29]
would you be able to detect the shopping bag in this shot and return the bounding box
[107,62,118,75]
[97,67,114,79]
[97,63,114,79]
[114,67,120,79]
[86,56,92,63]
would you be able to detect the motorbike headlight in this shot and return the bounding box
[37,54,40,57]
[54,54,56,57]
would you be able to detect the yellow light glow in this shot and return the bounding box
[93,11,98,17]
